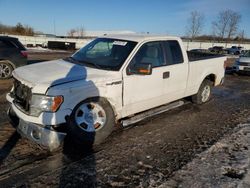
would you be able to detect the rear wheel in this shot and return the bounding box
[68,98,115,147]
[0,61,13,79]
[192,80,212,104]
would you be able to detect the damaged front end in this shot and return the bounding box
[7,78,66,151]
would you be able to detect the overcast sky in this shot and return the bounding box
[0,0,249,37]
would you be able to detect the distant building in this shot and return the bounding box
[34,33,56,38]
[72,30,136,37]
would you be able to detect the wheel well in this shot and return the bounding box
[205,74,216,85]
[92,96,117,116]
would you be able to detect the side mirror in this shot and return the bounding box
[128,63,152,75]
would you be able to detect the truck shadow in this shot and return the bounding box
[42,62,99,186]
[58,137,97,187]
[0,131,20,165]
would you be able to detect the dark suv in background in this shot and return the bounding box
[0,36,27,79]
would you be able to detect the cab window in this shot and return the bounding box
[163,41,184,65]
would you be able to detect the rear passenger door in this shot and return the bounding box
[161,40,188,101]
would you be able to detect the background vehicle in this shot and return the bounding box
[0,36,27,79]
[226,46,244,55]
[208,46,225,54]
[7,35,226,150]
[233,50,250,74]
[189,49,208,53]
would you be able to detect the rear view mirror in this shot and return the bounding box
[128,63,152,75]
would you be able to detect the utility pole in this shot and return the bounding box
[53,19,56,36]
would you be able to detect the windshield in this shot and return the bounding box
[70,38,137,71]
[242,50,250,57]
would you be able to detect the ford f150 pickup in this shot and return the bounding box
[6,35,227,150]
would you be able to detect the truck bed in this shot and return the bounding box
[187,51,225,62]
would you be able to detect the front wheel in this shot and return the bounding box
[192,80,212,104]
[68,98,115,147]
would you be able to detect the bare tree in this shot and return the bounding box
[67,29,76,37]
[78,26,85,37]
[0,22,4,34]
[67,26,85,37]
[186,11,204,40]
[212,10,241,41]
[238,30,245,44]
[239,30,245,40]
[15,22,25,35]
[212,10,230,39]
[0,22,35,36]
[227,11,241,40]
[24,25,34,36]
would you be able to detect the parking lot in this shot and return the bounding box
[0,52,249,187]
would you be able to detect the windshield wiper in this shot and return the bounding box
[64,56,79,63]
[64,57,113,70]
[64,57,99,68]
[79,60,103,69]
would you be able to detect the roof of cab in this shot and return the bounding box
[101,34,180,43]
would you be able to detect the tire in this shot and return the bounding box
[192,80,212,104]
[0,61,13,79]
[234,51,240,55]
[68,97,115,147]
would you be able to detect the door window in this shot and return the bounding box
[129,41,165,68]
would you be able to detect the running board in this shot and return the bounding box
[121,100,185,127]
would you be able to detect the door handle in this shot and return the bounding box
[163,71,170,79]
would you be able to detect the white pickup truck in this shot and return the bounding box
[7,35,226,150]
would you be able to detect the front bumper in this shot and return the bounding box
[8,107,66,151]
[233,65,250,72]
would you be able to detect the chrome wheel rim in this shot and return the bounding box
[75,102,106,132]
[201,85,210,102]
[0,63,11,78]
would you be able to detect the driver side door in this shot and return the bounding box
[122,41,167,117]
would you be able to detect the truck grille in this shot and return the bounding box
[238,62,250,66]
[12,78,32,112]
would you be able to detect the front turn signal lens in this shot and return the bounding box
[51,96,64,112]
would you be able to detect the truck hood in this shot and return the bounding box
[13,59,120,93]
